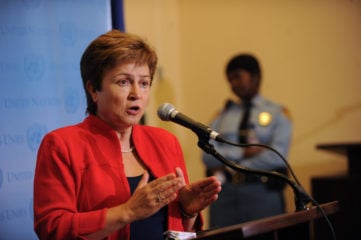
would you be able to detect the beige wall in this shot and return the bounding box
[124,0,361,227]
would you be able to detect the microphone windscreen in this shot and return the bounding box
[157,103,175,121]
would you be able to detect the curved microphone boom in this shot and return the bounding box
[157,103,221,141]
[156,103,336,239]
[157,102,312,211]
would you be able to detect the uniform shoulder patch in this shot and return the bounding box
[282,106,292,121]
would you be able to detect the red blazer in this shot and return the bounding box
[34,115,202,239]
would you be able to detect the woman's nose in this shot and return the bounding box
[128,84,140,100]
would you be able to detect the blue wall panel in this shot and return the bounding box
[0,1,111,238]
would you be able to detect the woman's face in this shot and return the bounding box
[88,62,151,130]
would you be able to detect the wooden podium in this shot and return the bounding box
[195,201,339,240]
[312,142,361,240]
[316,142,361,175]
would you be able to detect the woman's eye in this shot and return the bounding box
[118,79,129,86]
[140,80,150,88]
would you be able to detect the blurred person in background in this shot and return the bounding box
[202,53,292,228]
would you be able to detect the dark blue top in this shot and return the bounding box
[128,175,167,240]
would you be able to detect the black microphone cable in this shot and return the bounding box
[199,138,336,240]
[157,103,336,239]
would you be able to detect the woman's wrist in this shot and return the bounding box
[178,203,198,219]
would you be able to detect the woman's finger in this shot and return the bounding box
[137,171,150,189]
[175,167,186,185]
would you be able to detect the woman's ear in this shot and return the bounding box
[86,80,97,102]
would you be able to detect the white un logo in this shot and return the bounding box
[26,123,47,152]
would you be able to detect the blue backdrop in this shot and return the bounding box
[0,1,120,238]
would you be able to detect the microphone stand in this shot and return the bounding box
[198,139,312,211]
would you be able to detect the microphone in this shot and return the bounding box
[157,103,314,212]
[157,103,221,141]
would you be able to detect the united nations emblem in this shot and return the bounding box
[258,112,272,126]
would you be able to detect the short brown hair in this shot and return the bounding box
[80,30,158,115]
